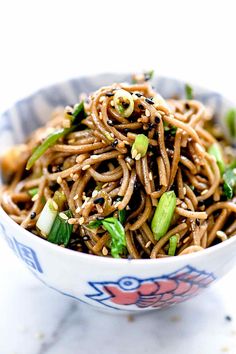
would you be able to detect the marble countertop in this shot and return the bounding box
[0,239,236,354]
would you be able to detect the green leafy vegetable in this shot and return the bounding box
[208,142,225,175]
[168,235,178,256]
[118,209,126,224]
[131,134,149,159]
[87,216,126,258]
[101,217,126,258]
[185,84,193,100]
[26,101,86,170]
[151,191,176,240]
[226,109,236,137]
[144,70,154,81]
[223,161,236,199]
[48,210,73,246]
[28,187,39,197]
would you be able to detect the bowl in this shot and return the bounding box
[1,73,236,314]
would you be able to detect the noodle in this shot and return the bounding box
[1,77,236,259]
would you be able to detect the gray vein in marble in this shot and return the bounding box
[36,301,79,354]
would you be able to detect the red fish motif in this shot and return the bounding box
[87,266,215,310]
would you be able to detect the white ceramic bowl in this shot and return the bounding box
[1,74,236,314]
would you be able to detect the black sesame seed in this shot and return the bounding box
[83,235,90,241]
[225,315,232,322]
[66,111,73,116]
[145,98,154,105]
[97,216,105,220]
[106,92,114,97]
[111,139,118,148]
[107,119,114,126]
[135,92,142,98]
[138,104,144,110]
[30,212,36,220]
[155,116,161,124]
[185,103,190,110]
[196,219,200,226]
[124,128,130,133]
[94,197,105,205]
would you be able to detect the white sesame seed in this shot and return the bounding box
[78,217,85,225]
[73,174,79,181]
[91,155,99,159]
[102,247,108,256]
[149,172,153,180]
[75,206,81,213]
[216,230,227,241]
[126,205,130,210]
[32,194,39,202]
[135,153,142,160]
[183,187,187,195]
[99,96,105,103]
[183,236,190,244]
[110,133,115,138]
[201,189,209,195]
[145,241,151,248]
[92,190,99,198]
[82,164,91,171]
[181,202,188,209]
[70,173,74,178]
[68,218,76,225]
[57,176,62,184]
[131,148,138,159]
[59,212,68,220]
[145,109,151,117]
[110,100,114,107]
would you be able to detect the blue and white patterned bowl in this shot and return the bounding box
[0,74,236,313]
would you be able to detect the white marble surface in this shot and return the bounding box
[0,238,236,354]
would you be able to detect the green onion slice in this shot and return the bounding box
[36,198,58,236]
[101,217,126,258]
[208,142,225,175]
[114,89,134,118]
[168,235,178,256]
[185,84,193,100]
[223,161,236,199]
[131,134,149,159]
[47,210,73,246]
[26,101,86,170]
[226,109,236,138]
[28,187,39,197]
[151,191,177,240]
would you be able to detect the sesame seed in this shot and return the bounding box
[94,197,105,205]
[75,206,81,213]
[145,109,151,117]
[155,116,161,123]
[83,235,90,241]
[216,230,227,240]
[70,173,74,178]
[135,92,142,97]
[145,98,154,105]
[131,148,138,159]
[97,216,105,220]
[110,133,115,138]
[111,139,119,148]
[183,187,187,195]
[110,100,115,107]
[68,218,76,225]
[107,119,114,126]
[145,241,151,248]
[82,164,91,171]
[92,190,99,198]
[73,174,79,181]
[135,153,142,160]
[126,205,130,210]
[99,112,103,120]
[78,217,85,225]
[102,247,109,256]
[181,202,188,209]
[91,155,99,159]
[32,194,39,202]
[57,176,62,184]
[201,189,209,195]
[99,96,105,103]
[59,212,69,220]
[30,212,36,219]
[106,92,114,97]
[149,172,153,180]
[183,236,190,244]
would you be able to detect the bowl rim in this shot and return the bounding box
[0,73,236,266]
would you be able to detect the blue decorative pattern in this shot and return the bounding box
[86,266,216,310]
[0,221,43,273]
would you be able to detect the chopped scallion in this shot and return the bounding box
[114,89,134,118]
[151,191,176,240]
[36,198,58,236]
[168,235,178,256]
[47,210,73,246]
[226,109,236,138]
[185,84,193,100]
[131,134,149,159]
[28,187,39,197]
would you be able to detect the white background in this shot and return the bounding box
[1,1,236,353]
